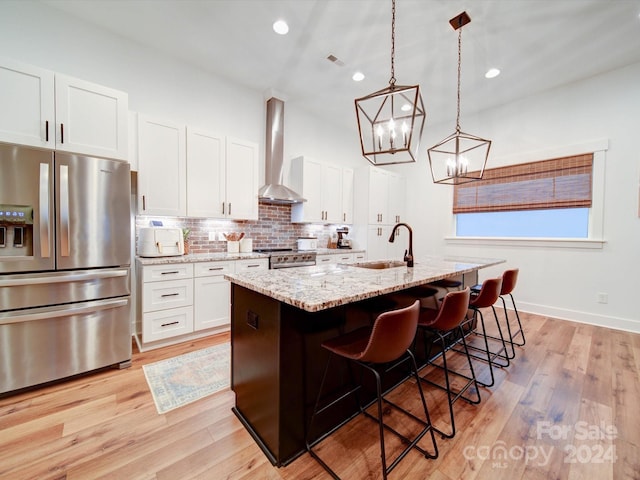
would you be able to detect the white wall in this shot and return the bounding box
[400,62,640,332]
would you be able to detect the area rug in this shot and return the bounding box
[143,343,230,414]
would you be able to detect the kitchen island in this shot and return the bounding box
[225,256,503,466]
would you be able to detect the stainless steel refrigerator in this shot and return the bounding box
[0,143,132,395]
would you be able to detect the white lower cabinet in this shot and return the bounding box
[194,261,234,331]
[366,226,408,262]
[137,258,267,350]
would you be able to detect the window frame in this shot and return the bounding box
[445,139,608,249]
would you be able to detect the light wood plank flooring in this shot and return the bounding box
[1,309,639,480]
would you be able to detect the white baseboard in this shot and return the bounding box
[517,301,640,334]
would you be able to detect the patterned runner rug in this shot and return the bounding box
[143,342,230,414]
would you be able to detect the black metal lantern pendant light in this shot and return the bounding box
[428,12,491,184]
[355,0,426,166]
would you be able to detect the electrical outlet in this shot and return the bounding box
[208,232,216,241]
[597,292,608,304]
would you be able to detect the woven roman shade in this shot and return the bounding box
[453,153,593,214]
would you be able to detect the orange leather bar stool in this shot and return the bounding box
[416,288,480,438]
[470,269,525,359]
[458,277,509,388]
[306,300,438,479]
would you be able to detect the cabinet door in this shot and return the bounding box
[387,173,406,224]
[0,58,54,148]
[54,74,128,160]
[225,137,259,220]
[291,157,323,223]
[366,225,390,261]
[341,168,354,224]
[186,128,225,218]
[194,276,231,330]
[137,115,186,216]
[322,164,343,223]
[368,167,389,224]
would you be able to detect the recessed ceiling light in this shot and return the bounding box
[273,20,289,35]
[485,68,501,79]
[352,72,365,82]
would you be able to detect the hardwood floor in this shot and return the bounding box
[1,310,639,479]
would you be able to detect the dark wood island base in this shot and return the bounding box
[227,257,503,466]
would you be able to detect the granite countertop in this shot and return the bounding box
[136,248,365,266]
[136,252,269,266]
[224,256,504,312]
[315,248,365,255]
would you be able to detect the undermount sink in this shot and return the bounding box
[352,260,408,270]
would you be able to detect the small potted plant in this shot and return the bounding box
[182,228,191,255]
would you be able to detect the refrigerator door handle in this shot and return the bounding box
[0,297,129,326]
[39,163,51,258]
[59,164,70,257]
[0,268,128,287]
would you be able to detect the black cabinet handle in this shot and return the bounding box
[160,271,180,275]
[45,120,49,141]
[60,124,64,144]
[161,321,179,327]
[160,292,180,298]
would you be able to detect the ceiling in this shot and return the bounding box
[44,0,640,129]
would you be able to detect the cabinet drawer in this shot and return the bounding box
[334,253,354,264]
[142,263,193,282]
[316,255,335,265]
[235,258,268,272]
[353,252,367,263]
[194,261,234,277]
[317,253,354,265]
[142,278,193,312]
[143,306,194,342]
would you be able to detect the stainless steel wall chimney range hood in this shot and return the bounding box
[258,97,306,204]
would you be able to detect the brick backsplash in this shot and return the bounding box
[136,203,340,254]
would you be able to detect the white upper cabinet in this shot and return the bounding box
[0,58,128,160]
[54,74,128,160]
[387,173,406,224]
[186,130,259,220]
[354,165,405,226]
[225,137,259,220]
[290,156,353,224]
[290,156,323,222]
[341,167,354,224]
[0,59,54,148]
[137,115,187,216]
[186,128,225,218]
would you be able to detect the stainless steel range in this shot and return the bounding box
[254,248,316,269]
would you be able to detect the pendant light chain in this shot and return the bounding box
[456,28,462,133]
[389,0,396,86]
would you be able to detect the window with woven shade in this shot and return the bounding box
[453,153,593,214]
[454,153,595,239]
